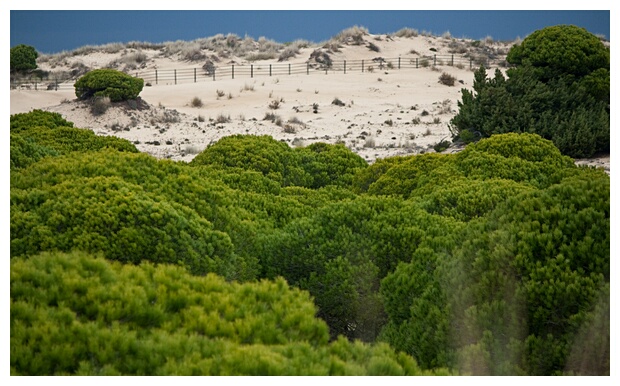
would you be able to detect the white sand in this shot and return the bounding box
[9,32,610,173]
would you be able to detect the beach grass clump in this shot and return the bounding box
[332,97,345,107]
[394,28,418,38]
[438,72,456,86]
[246,51,277,62]
[263,112,279,122]
[180,42,206,61]
[364,136,376,148]
[333,25,368,45]
[278,44,301,62]
[119,51,148,70]
[190,97,203,108]
[268,100,281,110]
[215,113,231,124]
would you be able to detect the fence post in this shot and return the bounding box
[362,60,364,73]
[470,58,473,70]
[55,77,58,91]
[307,63,309,75]
[232,65,234,79]
[344,60,346,74]
[174,69,177,85]
[398,57,401,69]
[416,58,418,68]
[155,70,158,85]
[289,63,291,75]
[213,68,216,81]
[270,64,272,76]
[434,54,436,66]
[451,55,454,66]
[194,68,197,83]
[251,64,253,78]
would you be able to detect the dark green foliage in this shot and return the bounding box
[10,133,59,170]
[379,248,454,369]
[450,172,609,375]
[379,167,609,375]
[74,69,144,102]
[450,25,610,158]
[433,140,451,152]
[11,251,445,375]
[506,25,609,80]
[257,195,461,341]
[10,44,38,72]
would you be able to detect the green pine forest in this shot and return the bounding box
[10,25,610,376]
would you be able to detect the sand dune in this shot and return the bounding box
[10,29,609,172]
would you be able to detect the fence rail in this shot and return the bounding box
[11,54,506,90]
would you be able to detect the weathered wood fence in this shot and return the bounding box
[11,54,506,90]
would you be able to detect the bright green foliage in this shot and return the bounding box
[191,135,307,186]
[365,153,456,198]
[452,133,577,188]
[10,44,38,72]
[11,251,446,375]
[11,110,74,131]
[450,25,610,158]
[452,172,609,375]
[74,69,144,102]
[191,135,367,189]
[363,133,577,200]
[294,142,368,189]
[10,110,137,169]
[352,156,410,194]
[13,126,137,157]
[10,149,259,281]
[417,178,535,222]
[11,175,239,278]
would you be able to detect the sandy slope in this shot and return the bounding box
[9,31,610,173]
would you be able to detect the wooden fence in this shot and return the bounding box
[10,54,505,90]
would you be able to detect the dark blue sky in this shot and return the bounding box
[10,10,610,54]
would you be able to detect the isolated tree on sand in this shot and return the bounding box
[450,25,609,158]
[74,69,144,102]
[10,44,38,73]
